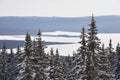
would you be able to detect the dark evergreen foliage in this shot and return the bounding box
[114,43,120,79]
[0,44,9,80]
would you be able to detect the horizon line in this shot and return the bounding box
[0,15,120,18]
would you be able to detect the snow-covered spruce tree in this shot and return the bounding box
[16,33,35,80]
[17,56,34,80]
[70,27,88,80]
[64,54,72,80]
[33,40,36,55]
[85,14,113,80]
[46,48,55,80]
[0,44,9,80]
[54,49,65,80]
[24,33,33,57]
[113,43,120,79]
[69,51,78,78]
[33,30,46,80]
[69,52,77,80]
[7,49,16,80]
[47,48,66,80]
[97,44,112,80]
[14,46,25,79]
[108,39,115,68]
[86,15,101,80]
[62,61,67,79]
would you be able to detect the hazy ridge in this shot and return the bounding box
[0,15,120,34]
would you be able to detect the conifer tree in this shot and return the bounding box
[14,46,24,80]
[17,56,34,80]
[70,27,87,80]
[47,48,66,80]
[108,39,115,66]
[64,54,72,80]
[33,40,36,55]
[24,33,33,57]
[16,33,35,80]
[97,44,112,80]
[33,30,46,80]
[86,14,101,80]
[0,43,9,80]
[8,48,15,80]
[35,30,46,60]
[113,43,120,79]
[84,14,114,80]
[15,46,23,64]
[54,49,65,80]
[46,48,55,80]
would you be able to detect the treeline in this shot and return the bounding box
[0,15,120,80]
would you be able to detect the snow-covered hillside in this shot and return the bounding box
[0,31,120,56]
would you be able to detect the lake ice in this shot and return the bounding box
[0,31,120,56]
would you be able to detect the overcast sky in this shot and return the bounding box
[0,0,120,17]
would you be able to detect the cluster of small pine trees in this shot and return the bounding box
[0,15,120,80]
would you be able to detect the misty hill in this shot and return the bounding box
[0,15,120,34]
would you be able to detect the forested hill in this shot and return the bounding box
[0,15,120,34]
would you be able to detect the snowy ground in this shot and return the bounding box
[0,31,120,56]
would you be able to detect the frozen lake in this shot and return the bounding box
[0,31,120,56]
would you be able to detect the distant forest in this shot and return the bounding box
[0,15,120,80]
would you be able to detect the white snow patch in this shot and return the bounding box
[45,43,80,56]
[42,31,80,36]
